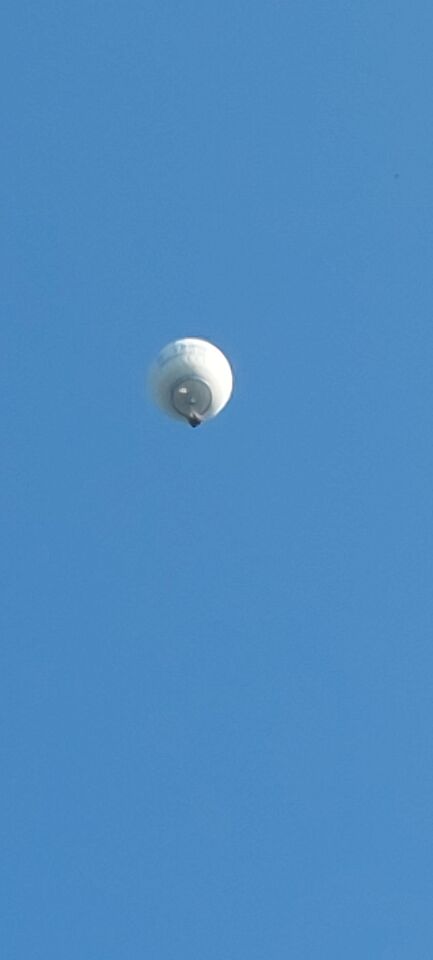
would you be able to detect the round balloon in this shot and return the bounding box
[149,338,234,427]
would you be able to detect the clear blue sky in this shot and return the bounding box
[2,2,433,957]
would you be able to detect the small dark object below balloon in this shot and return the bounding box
[188,413,202,428]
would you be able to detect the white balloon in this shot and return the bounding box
[149,338,234,427]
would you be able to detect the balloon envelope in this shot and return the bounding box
[149,338,234,425]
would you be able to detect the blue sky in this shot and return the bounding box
[2,1,433,957]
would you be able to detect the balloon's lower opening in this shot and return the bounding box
[171,377,212,418]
